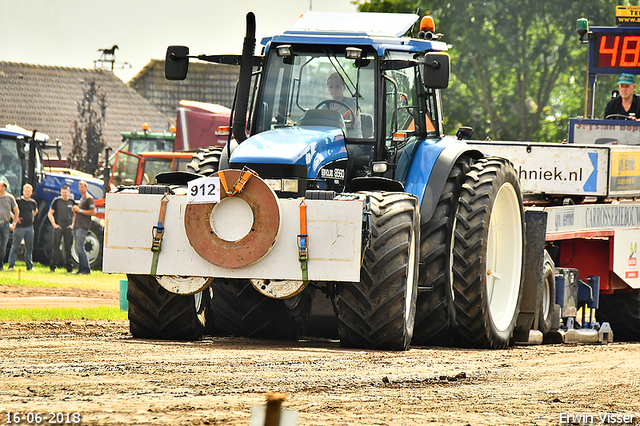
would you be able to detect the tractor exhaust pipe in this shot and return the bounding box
[232,12,256,144]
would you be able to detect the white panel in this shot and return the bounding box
[545,203,640,234]
[104,193,363,282]
[613,230,640,290]
[467,141,609,196]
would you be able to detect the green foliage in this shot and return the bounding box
[68,80,107,175]
[356,0,630,141]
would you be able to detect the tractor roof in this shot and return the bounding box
[120,131,175,140]
[0,125,49,142]
[261,11,448,55]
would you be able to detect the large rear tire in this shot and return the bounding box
[336,192,419,350]
[412,156,471,346]
[210,279,297,339]
[127,274,207,340]
[452,157,525,349]
[598,290,640,341]
[187,147,223,176]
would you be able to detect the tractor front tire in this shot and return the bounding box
[336,192,419,350]
[127,274,208,341]
[452,157,525,349]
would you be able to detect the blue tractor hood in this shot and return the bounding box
[229,126,348,179]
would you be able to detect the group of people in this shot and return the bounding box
[0,180,95,274]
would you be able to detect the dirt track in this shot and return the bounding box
[0,285,119,308]
[0,318,639,426]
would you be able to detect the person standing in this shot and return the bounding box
[72,181,95,274]
[8,183,38,271]
[48,185,75,272]
[0,179,19,271]
[604,73,640,120]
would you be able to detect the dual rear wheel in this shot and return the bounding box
[413,156,525,349]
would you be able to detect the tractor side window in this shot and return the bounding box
[0,138,22,195]
[383,52,438,183]
[111,151,140,186]
[174,158,190,171]
[384,66,420,150]
[142,159,173,185]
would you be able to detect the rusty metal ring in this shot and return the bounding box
[184,170,281,268]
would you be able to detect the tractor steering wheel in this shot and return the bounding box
[605,113,637,120]
[315,100,356,128]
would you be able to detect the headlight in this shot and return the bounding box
[264,179,298,193]
[265,179,282,191]
[282,179,298,193]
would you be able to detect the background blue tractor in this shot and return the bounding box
[0,126,104,269]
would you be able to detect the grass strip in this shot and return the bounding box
[0,306,128,321]
[0,262,125,291]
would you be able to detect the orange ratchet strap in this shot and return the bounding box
[219,167,256,196]
[150,193,169,275]
[297,198,309,284]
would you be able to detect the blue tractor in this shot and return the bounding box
[104,12,528,350]
[0,126,104,269]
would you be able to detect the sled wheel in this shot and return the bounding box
[127,274,207,341]
[336,192,419,350]
[413,156,471,346]
[452,157,525,349]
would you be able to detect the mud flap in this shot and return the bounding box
[512,210,548,343]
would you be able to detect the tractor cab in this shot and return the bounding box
[225,12,451,196]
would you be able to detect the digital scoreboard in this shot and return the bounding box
[591,27,640,74]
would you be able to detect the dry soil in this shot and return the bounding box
[0,287,639,425]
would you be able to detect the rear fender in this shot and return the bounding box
[405,139,482,226]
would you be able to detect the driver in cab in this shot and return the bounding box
[326,72,362,138]
[604,73,640,120]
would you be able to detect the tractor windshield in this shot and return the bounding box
[0,137,24,195]
[126,137,175,155]
[255,46,376,140]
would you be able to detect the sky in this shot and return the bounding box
[1,0,359,83]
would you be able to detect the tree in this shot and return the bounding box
[357,0,627,141]
[69,80,107,174]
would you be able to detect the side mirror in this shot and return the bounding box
[456,126,474,140]
[422,52,450,89]
[165,46,190,80]
[16,136,25,160]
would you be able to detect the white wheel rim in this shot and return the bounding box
[156,276,213,295]
[70,230,101,266]
[405,219,417,323]
[542,268,552,322]
[486,182,523,332]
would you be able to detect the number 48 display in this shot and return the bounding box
[187,176,221,204]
